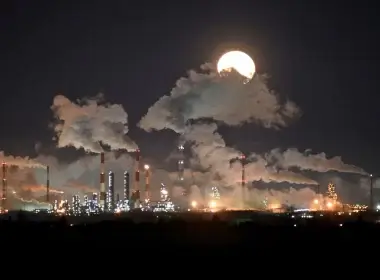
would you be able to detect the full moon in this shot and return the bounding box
[217,50,256,81]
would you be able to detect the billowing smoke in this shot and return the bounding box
[35,152,135,196]
[2,152,136,210]
[51,94,138,153]
[267,148,366,175]
[0,151,44,168]
[184,123,317,186]
[139,62,366,207]
[139,64,300,132]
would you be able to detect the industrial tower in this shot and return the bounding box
[46,165,50,203]
[1,162,7,212]
[326,183,338,202]
[123,171,130,202]
[108,171,115,211]
[144,164,150,202]
[99,152,106,209]
[240,154,246,206]
[160,183,169,201]
[177,143,186,196]
[131,149,141,207]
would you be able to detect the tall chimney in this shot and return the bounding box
[99,152,106,209]
[144,164,150,202]
[123,171,130,202]
[1,163,7,212]
[46,165,50,203]
[134,149,140,192]
[240,154,246,206]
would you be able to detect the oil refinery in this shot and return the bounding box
[0,147,376,217]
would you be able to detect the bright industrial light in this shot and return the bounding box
[268,203,280,209]
[144,164,150,170]
[191,201,197,208]
[209,200,217,208]
[376,204,380,210]
[313,199,319,204]
[326,202,333,209]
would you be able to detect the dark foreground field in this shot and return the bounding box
[2,212,380,254]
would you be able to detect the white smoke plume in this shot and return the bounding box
[267,148,366,175]
[138,61,368,208]
[184,123,317,186]
[0,151,45,168]
[139,64,300,132]
[35,152,135,196]
[51,94,138,153]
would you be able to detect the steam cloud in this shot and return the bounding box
[266,148,366,175]
[0,151,44,168]
[5,152,136,209]
[139,64,300,133]
[51,94,138,153]
[139,62,366,207]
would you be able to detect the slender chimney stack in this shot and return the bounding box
[1,163,7,212]
[46,165,50,203]
[134,149,140,192]
[144,164,150,202]
[99,152,106,209]
[240,154,246,206]
[123,171,130,201]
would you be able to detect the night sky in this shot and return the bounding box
[1,0,379,175]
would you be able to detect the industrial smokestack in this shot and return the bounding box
[123,171,130,202]
[99,152,106,209]
[134,149,140,191]
[240,154,246,206]
[144,164,150,202]
[1,162,7,212]
[46,165,50,203]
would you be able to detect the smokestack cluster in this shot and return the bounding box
[99,152,106,209]
[1,162,7,212]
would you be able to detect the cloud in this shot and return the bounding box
[267,148,366,175]
[139,64,300,132]
[51,94,138,153]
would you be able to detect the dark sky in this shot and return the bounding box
[1,0,379,173]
